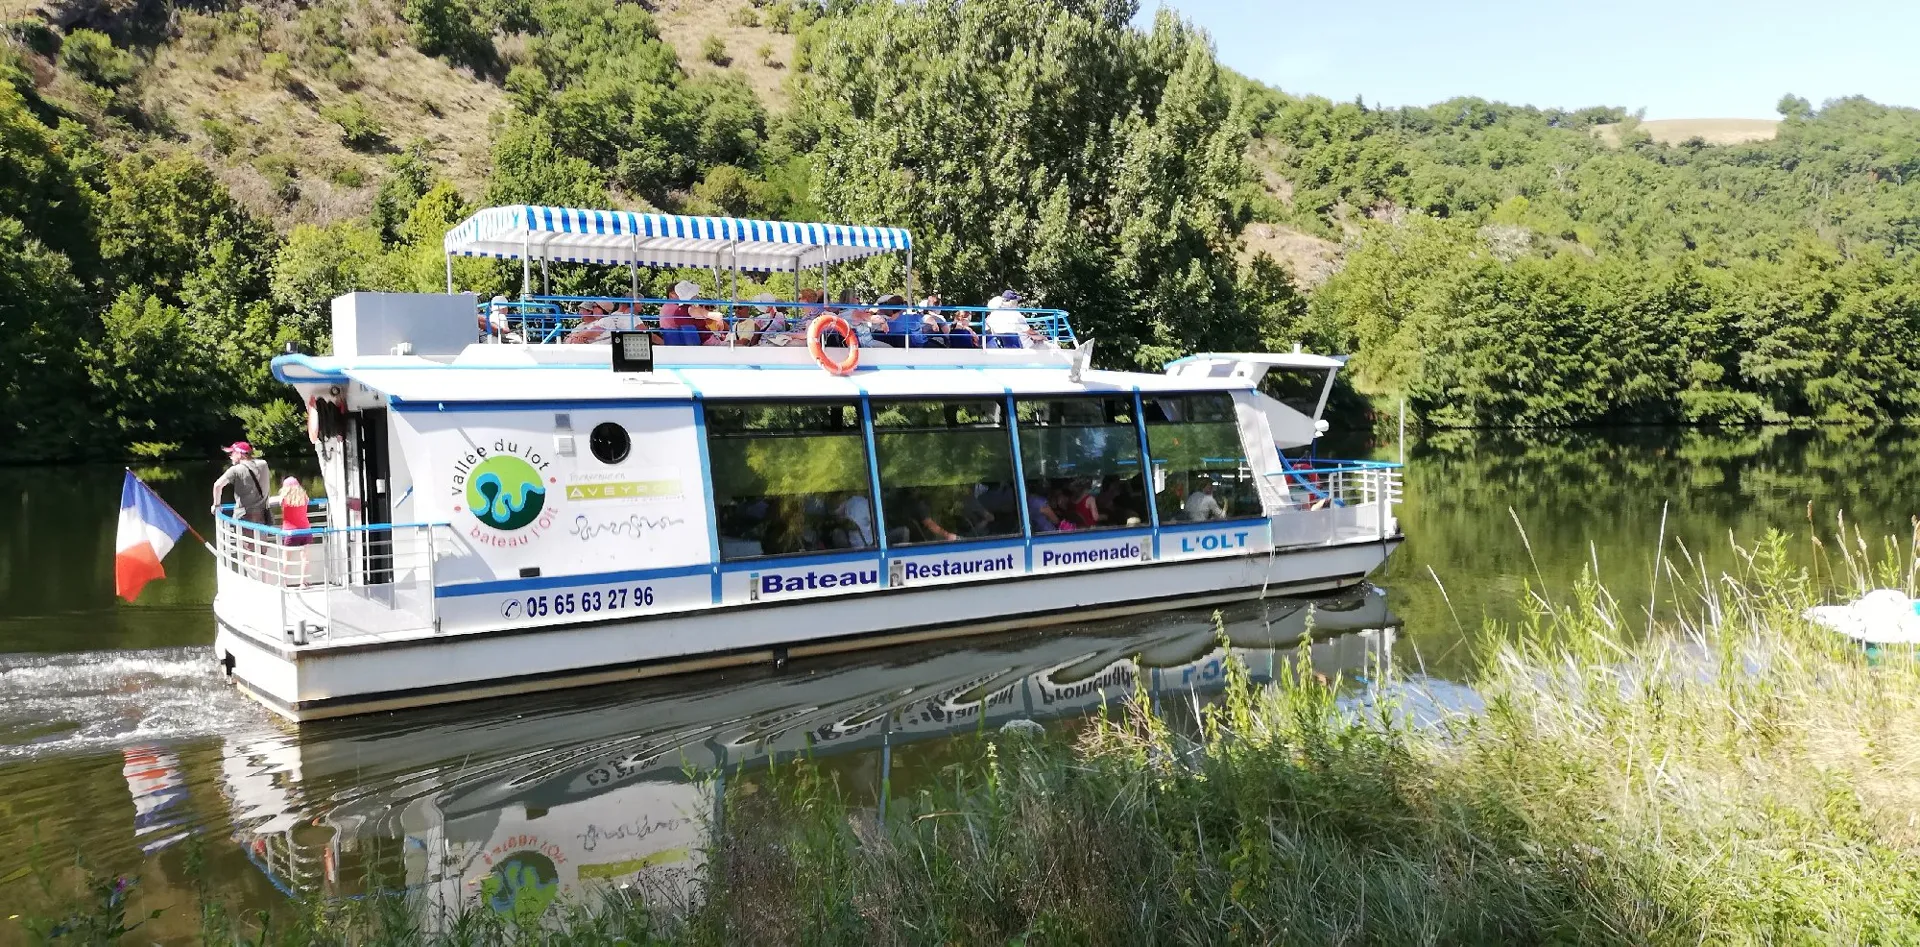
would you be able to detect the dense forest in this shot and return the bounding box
[4,0,1920,462]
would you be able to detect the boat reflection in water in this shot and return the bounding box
[219,590,1398,924]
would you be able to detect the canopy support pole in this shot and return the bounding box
[728,241,740,302]
[540,255,549,296]
[444,254,453,294]
[905,248,914,305]
[629,235,640,305]
[520,237,531,299]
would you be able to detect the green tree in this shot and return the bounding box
[796,0,1257,365]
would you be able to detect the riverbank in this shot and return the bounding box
[21,527,1920,945]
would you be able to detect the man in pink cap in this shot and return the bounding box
[213,441,273,538]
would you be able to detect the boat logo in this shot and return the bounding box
[465,455,547,531]
[480,849,560,920]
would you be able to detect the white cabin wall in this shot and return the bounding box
[401,405,715,587]
[1254,393,1321,450]
[1231,390,1292,514]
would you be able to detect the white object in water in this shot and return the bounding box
[1804,589,1920,644]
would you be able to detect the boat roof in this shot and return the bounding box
[276,350,1254,406]
[442,205,913,272]
[1164,352,1346,371]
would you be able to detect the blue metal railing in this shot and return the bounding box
[1268,457,1403,508]
[476,295,1079,349]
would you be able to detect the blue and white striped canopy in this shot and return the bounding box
[443,205,913,272]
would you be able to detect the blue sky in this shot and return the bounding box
[1143,0,1920,119]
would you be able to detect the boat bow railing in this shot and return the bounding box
[476,295,1078,349]
[1266,459,1402,547]
[213,500,448,645]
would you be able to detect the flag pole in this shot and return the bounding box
[128,468,216,553]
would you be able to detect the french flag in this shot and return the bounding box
[116,471,190,601]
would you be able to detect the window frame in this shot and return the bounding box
[1010,393,1152,535]
[1142,390,1265,525]
[869,396,1024,549]
[701,397,882,563]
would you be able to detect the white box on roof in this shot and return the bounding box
[331,292,475,359]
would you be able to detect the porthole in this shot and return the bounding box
[588,422,631,465]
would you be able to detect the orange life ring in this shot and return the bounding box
[306,396,321,443]
[806,314,859,376]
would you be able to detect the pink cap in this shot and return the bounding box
[224,441,252,455]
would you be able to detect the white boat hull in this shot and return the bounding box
[215,538,1396,721]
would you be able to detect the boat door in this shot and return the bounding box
[356,407,394,585]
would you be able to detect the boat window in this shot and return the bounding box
[871,400,1022,546]
[588,422,630,465]
[1144,392,1260,523]
[1013,396,1149,533]
[705,401,876,560]
[1259,368,1331,417]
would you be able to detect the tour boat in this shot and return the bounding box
[211,205,1404,721]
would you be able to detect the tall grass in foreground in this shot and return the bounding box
[23,527,1920,945]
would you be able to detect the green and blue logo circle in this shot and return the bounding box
[481,850,560,920]
[466,455,547,531]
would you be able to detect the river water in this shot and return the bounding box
[3,427,1917,936]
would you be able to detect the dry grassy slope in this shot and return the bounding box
[1594,117,1780,147]
[138,3,506,228]
[647,0,794,109]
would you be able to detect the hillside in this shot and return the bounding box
[7,0,1920,463]
[1593,117,1779,147]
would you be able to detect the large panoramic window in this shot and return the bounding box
[1013,396,1148,533]
[705,401,876,560]
[1143,392,1260,523]
[872,399,1022,546]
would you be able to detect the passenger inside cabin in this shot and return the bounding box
[1027,488,1062,532]
[833,491,877,548]
[1185,480,1226,521]
[1062,478,1100,529]
[1098,476,1146,527]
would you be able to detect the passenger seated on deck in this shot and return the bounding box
[911,296,950,348]
[659,281,705,345]
[983,291,1032,348]
[689,301,731,345]
[944,303,982,349]
[563,300,628,344]
[875,294,923,348]
[731,293,782,346]
[480,295,524,342]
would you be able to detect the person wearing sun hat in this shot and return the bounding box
[659,280,704,343]
[983,290,1031,348]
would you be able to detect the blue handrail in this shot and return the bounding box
[214,504,446,539]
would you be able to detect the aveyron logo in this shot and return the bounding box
[452,439,558,547]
